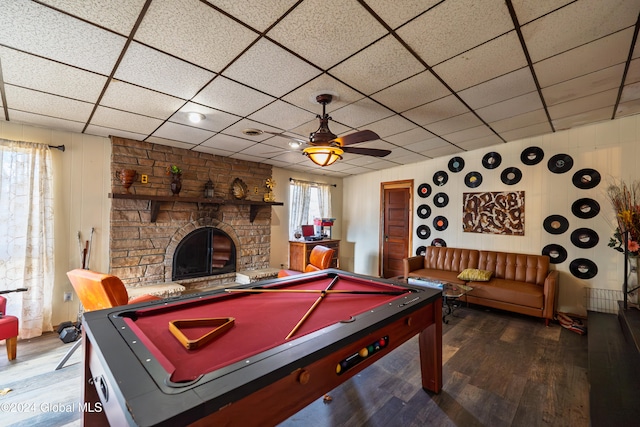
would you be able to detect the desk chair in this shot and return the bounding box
[0,296,19,360]
[55,269,161,370]
[278,245,335,277]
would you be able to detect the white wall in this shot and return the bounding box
[342,115,640,316]
[0,121,111,327]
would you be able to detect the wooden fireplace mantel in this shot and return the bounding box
[108,193,283,223]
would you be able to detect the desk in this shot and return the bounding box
[82,269,442,427]
[288,239,340,271]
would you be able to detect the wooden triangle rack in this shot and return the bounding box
[169,317,235,350]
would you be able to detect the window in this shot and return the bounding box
[288,179,332,239]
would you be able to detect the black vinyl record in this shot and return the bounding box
[570,258,598,279]
[448,157,465,173]
[431,238,447,247]
[417,225,431,240]
[543,215,569,235]
[571,198,600,219]
[433,192,449,208]
[548,153,574,174]
[416,246,427,256]
[542,244,568,264]
[433,170,448,186]
[482,152,502,169]
[570,228,599,249]
[500,167,522,185]
[465,171,483,188]
[521,146,544,165]
[417,183,432,198]
[417,204,431,219]
[572,168,601,189]
[433,216,448,231]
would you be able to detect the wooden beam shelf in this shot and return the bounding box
[108,193,283,223]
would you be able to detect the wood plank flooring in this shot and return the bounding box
[0,306,589,427]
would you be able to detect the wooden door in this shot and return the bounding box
[380,181,412,278]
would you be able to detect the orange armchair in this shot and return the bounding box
[0,296,19,360]
[278,245,335,277]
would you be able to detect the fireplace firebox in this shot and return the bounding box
[172,227,236,280]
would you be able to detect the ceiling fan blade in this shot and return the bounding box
[262,131,308,144]
[333,130,380,146]
[342,146,391,157]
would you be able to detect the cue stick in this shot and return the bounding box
[285,274,340,340]
[224,288,407,295]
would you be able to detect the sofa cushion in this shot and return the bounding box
[408,269,467,286]
[466,278,543,309]
[457,268,493,281]
[424,246,479,272]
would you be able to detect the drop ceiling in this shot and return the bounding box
[1,0,639,176]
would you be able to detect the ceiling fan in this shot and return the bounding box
[247,94,391,166]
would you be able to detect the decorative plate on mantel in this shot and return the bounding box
[232,178,248,200]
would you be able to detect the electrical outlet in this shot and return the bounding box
[141,174,148,184]
[254,186,259,194]
[63,292,73,302]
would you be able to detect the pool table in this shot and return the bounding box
[81,269,442,426]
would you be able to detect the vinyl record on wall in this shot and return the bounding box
[569,258,598,279]
[417,183,432,198]
[542,244,568,264]
[416,246,427,256]
[433,170,448,186]
[570,228,599,249]
[543,215,569,235]
[571,198,600,219]
[521,146,544,165]
[417,225,431,240]
[464,171,483,188]
[433,192,449,208]
[417,204,431,219]
[572,168,601,189]
[500,167,522,185]
[433,216,448,231]
[431,238,447,247]
[482,152,502,169]
[547,154,574,174]
[448,157,465,173]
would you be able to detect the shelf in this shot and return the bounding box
[108,193,283,223]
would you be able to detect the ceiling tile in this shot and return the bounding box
[8,110,85,134]
[115,42,215,99]
[330,35,425,95]
[192,145,235,157]
[620,81,640,104]
[402,137,450,153]
[403,95,470,126]
[282,74,364,114]
[135,0,257,73]
[85,124,147,141]
[210,0,299,32]
[552,106,614,130]
[476,92,543,123]
[616,96,640,119]
[168,102,241,132]
[91,106,164,135]
[364,115,416,138]
[330,97,394,129]
[236,141,289,158]
[193,76,275,116]
[542,64,625,106]
[397,0,514,66]
[365,0,441,29]
[442,125,496,144]
[0,0,126,74]
[626,58,640,86]
[38,0,146,35]
[151,122,215,144]
[425,112,484,136]
[419,144,464,159]
[490,109,549,133]
[247,100,317,131]
[100,80,186,119]
[223,39,321,98]
[500,122,554,141]
[199,133,256,152]
[222,119,285,142]
[455,134,503,151]
[5,86,93,122]
[145,136,197,150]
[385,127,436,146]
[433,32,527,92]
[522,0,640,62]
[267,0,388,69]
[547,89,618,121]
[458,67,536,110]
[0,47,106,103]
[534,28,633,88]
[371,71,451,112]
[511,0,574,25]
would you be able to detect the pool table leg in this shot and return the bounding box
[419,297,443,393]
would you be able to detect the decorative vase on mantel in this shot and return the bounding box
[627,255,639,305]
[170,173,182,196]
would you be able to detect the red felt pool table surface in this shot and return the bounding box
[124,273,410,383]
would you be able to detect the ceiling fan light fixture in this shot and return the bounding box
[303,146,343,167]
[187,112,205,123]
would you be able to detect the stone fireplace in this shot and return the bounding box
[109,137,278,291]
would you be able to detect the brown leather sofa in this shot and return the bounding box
[403,246,558,325]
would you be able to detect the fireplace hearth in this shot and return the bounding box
[173,227,236,280]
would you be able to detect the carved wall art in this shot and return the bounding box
[463,191,525,235]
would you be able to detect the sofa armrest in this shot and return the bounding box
[403,256,424,279]
[542,270,559,321]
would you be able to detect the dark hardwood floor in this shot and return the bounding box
[0,306,589,427]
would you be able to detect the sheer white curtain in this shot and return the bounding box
[0,139,54,338]
[316,183,332,218]
[289,180,311,239]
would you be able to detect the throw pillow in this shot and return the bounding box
[457,268,493,281]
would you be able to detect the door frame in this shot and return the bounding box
[379,179,414,277]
